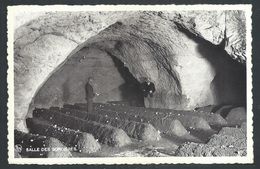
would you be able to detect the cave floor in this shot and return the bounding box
[18,102,247,157]
[71,130,216,157]
[72,135,181,157]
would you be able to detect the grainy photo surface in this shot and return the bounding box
[7,5,253,164]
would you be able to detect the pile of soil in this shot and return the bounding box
[45,137,72,158]
[168,119,188,137]
[134,123,161,141]
[77,133,101,153]
[175,124,247,156]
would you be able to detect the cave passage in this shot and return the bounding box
[107,52,145,107]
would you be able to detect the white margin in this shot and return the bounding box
[7,4,253,164]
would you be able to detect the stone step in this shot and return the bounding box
[26,118,101,153]
[33,108,132,147]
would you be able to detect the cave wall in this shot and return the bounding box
[13,11,247,132]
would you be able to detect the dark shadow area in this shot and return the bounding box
[187,128,218,143]
[162,133,204,145]
[62,78,70,103]
[175,22,246,107]
[211,104,226,113]
[106,51,145,107]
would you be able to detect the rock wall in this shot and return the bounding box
[13,11,247,132]
[171,10,247,63]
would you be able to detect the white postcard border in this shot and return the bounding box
[7,4,253,164]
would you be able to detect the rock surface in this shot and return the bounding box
[175,126,247,156]
[172,10,247,63]
[13,11,247,131]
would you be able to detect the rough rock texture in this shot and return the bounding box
[172,10,247,63]
[14,11,47,29]
[14,145,22,158]
[175,142,245,156]
[33,108,132,147]
[26,118,101,153]
[241,122,247,132]
[14,34,78,132]
[13,11,247,132]
[175,126,247,156]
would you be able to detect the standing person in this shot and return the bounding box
[146,80,155,97]
[140,77,155,107]
[85,77,99,113]
[141,77,155,97]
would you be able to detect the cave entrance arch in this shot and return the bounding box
[27,13,247,119]
[29,43,146,113]
[27,17,183,119]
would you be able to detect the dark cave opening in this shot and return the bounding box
[175,22,246,107]
[196,40,246,107]
[106,51,145,107]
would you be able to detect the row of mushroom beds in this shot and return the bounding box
[14,102,247,157]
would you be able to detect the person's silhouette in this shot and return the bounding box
[141,78,155,97]
[85,77,98,113]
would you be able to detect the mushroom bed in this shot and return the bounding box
[15,102,247,157]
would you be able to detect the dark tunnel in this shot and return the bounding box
[106,51,145,107]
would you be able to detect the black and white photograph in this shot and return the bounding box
[7,4,253,164]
